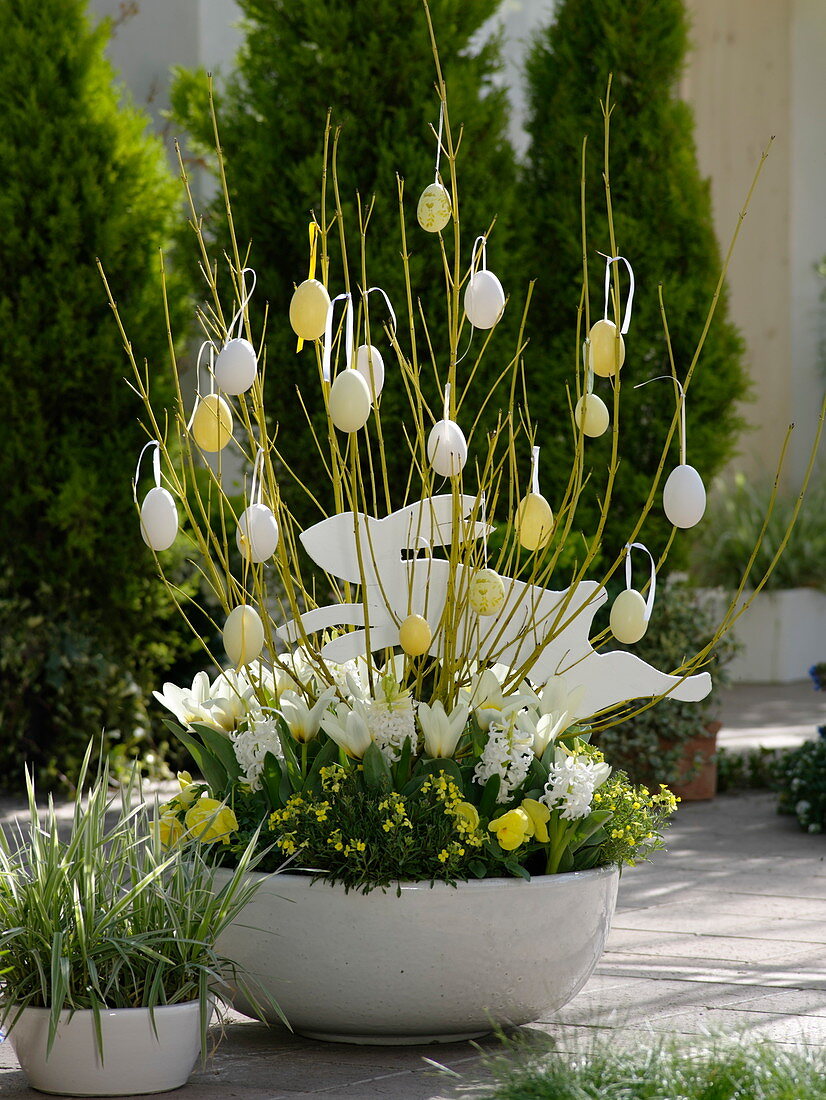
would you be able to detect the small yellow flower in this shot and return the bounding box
[437,849,450,863]
[489,808,532,851]
[184,797,238,844]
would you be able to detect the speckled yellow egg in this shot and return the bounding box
[328,368,372,433]
[223,604,265,666]
[192,393,233,452]
[417,182,452,233]
[610,589,648,644]
[468,568,506,616]
[589,319,625,378]
[399,613,432,657]
[289,278,330,341]
[516,492,554,552]
[574,393,610,438]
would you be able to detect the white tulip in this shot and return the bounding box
[418,701,469,758]
[280,687,337,743]
[320,702,373,759]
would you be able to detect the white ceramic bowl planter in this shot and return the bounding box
[9,1000,207,1097]
[216,866,619,1045]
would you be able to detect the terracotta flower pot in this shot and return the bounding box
[668,721,721,801]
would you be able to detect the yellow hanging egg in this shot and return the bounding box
[589,319,625,378]
[328,368,372,433]
[516,493,554,551]
[223,604,265,666]
[574,393,610,438]
[399,613,432,657]
[192,393,233,452]
[416,182,452,233]
[468,568,506,616]
[289,278,331,341]
[610,589,648,644]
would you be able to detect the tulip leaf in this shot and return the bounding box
[275,719,303,792]
[573,809,612,845]
[260,752,283,810]
[172,728,228,793]
[479,774,501,819]
[362,741,392,792]
[190,724,243,780]
[392,735,414,787]
[525,757,547,790]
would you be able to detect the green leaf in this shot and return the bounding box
[479,774,501,819]
[468,859,488,879]
[302,736,339,796]
[260,752,283,810]
[190,723,242,780]
[362,742,392,793]
[503,860,531,881]
[174,729,228,793]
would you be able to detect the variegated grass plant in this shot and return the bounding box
[0,743,278,1058]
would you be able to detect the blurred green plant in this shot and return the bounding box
[591,577,738,788]
[0,0,200,786]
[692,474,826,591]
[716,745,785,793]
[777,731,826,834]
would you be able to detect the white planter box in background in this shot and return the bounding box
[725,588,826,683]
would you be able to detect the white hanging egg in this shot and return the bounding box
[464,270,505,330]
[355,343,385,402]
[574,393,610,438]
[589,319,625,378]
[399,613,432,657]
[236,503,279,563]
[417,182,451,233]
[610,589,648,644]
[328,369,372,433]
[468,568,506,616]
[191,393,233,452]
[223,604,265,666]
[516,493,554,551]
[427,418,468,478]
[663,464,707,529]
[215,337,257,396]
[140,486,178,552]
[289,279,330,341]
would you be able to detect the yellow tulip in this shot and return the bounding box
[185,798,238,844]
[489,808,532,851]
[521,798,551,844]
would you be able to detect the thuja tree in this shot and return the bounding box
[521,0,747,569]
[0,0,195,785]
[171,0,518,524]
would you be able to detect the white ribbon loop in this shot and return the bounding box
[133,439,161,503]
[186,342,215,429]
[434,100,445,183]
[635,375,687,466]
[322,292,353,383]
[625,541,657,621]
[250,446,265,507]
[442,381,452,421]
[602,255,635,334]
[227,267,257,342]
[583,340,594,396]
[531,445,541,496]
[364,286,397,337]
[471,235,487,274]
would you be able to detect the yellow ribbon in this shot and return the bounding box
[296,221,319,353]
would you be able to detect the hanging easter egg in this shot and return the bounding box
[516,493,554,552]
[468,568,506,617]
[417,182,451,233]
[289,279,331,341]
[610,589,648,645]
[140,486,178,552]
[328,369,372,433]
[663,464,706,529]
[223,604,265,666]
[192,393,233,452]
[574,393,610,438]
[236,503,279,563]
[354,343,385,402]
[427,419,468,478]
[589,319,625,378]
[464,270,505,330]
[399,614,432,657]
[214,338,257,396]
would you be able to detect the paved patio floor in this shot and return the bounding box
[1,682,824,1098]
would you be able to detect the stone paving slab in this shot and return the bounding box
[1,787,825,1096]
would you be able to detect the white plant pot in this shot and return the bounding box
[216,866,619,1044]
[8,1000,206,1096]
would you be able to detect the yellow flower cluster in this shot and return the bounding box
[420,774,484,849]
[155,772,238,847]
[378,796,412,833]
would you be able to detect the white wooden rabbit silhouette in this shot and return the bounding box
[278,495,711,717]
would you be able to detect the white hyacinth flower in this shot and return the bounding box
[541,747,611,820]
[473,711,535,803]
[418,701,469,758]
[231,717,284,791]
